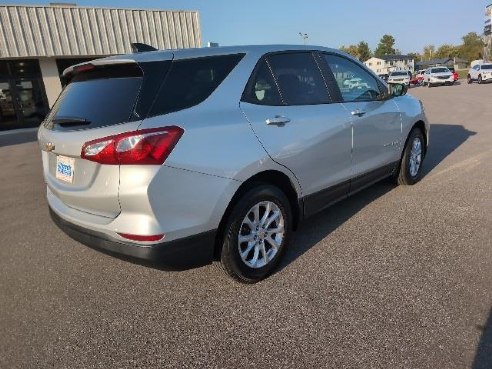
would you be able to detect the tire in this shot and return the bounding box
[219,185,292,283]
[478,75,482,84]
[427,82,432,88]
[467,75,472,84]
[396,128,426,186]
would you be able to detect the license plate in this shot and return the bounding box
[56,155,75,183]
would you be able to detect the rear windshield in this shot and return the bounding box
[45,64,144,130]
[482,64,492,70]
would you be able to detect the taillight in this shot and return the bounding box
[81,126,184,165]
[73,63,95,74]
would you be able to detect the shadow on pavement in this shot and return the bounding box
[0,130,38,148]
[473,308,492,369]
[422,123,476,175]
[278,123,475,272]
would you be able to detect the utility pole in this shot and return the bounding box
[299,32,308,45]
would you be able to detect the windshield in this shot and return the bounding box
[482,64,492,70]
[431,68,449,73]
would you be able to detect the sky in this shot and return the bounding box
[3,0,490,54]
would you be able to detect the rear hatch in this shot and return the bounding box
[38,56,172,218]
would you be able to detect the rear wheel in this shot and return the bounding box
[427,82,432,88]
[478,75,482,84]
[219,185,292,283]
[396,128,425,186]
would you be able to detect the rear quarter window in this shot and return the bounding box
[149,54,244,117]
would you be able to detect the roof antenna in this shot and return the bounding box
[131,42,157,53]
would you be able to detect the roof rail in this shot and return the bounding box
[131,42,157,53]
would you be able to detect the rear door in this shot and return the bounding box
[240,52,353,214]
[38,58,172,218]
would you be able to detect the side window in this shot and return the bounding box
[474,65,480,71]
[149,54,244,116]
[267,53,330,105]
[323,54,382,102]
[242,59,282,105]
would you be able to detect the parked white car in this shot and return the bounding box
[342,77,369,89]
[423,67,454,87]
[388,71,411,86]
[467,63,492,84]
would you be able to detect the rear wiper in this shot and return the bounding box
[52,116,91,127]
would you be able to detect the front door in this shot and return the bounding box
[240,52,353,215]
[322,54,402,181]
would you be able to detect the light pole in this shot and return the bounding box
[299,32,308,45]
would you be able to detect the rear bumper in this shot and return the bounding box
[50,208,216,270]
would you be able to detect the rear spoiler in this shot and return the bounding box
[61,58,137,79]
[131,42,157,53]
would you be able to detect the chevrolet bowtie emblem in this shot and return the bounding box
[45,142,55,152]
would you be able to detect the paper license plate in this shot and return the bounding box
[56,155,75,183]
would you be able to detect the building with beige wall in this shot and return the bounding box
[364,55,415,75]
[0,4,201,130]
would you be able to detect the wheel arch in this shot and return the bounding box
[400,120,428,163]
[213,170,301,259]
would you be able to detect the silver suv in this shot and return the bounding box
[38,45,429,283]
[423,67,454,87]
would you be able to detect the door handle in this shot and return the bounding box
[351,110,366,117]
[266,116,291,125]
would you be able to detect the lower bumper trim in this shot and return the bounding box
[49,208,216,270]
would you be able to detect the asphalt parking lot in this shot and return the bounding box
[1,81,491,369]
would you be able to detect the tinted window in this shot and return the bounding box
[431,68,449,73]
[150,54,244,116]
[267,53,330,105]
[242,59,282,105]
[324,54,382,102]
[45,64,144,130]
[482,64,492,70]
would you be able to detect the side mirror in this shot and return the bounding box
[388,83,407,97]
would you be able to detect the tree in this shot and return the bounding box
[422,45,435,60]
[459,32,484,62]
[374,34,396,57]
[339,44,359,59]
[357,41,372,61]
[435,44,459,59]
[407,52,422,62]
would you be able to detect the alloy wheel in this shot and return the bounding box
[237,201,285,269]
[409,137,422,177]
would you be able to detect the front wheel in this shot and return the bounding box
[219,185,292,283]
[467,75,472,84]
[478,75,482,84]
[396,128,426,185]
